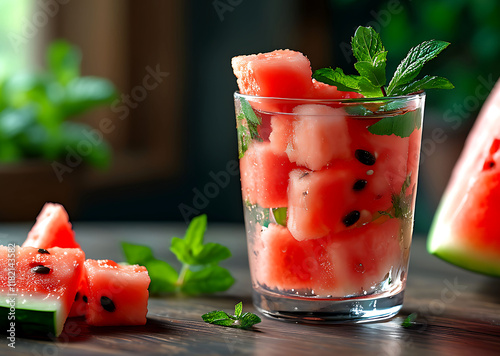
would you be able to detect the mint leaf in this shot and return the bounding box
[234,302,243,318]
[169,237,193,264]
[351,26,387,89]
[237,114,250,159]
[240,313,262,329]
[402,313,418,328]
[312,67,360,92]
[181,265,234,295]
[272,207,287,227]
[194,242,232,265]
[121,242,178,293]
[237,98,262,158]
[202,311,235,327]
[144,259,178,293]
[367,111,421,138]
[390,75,454,96]
[202,302,261,329]
[184,213,207,249]
[387,40,450,95]
[121,242,155,265]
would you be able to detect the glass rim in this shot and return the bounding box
[234,90,426,104]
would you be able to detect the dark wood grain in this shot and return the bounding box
[1,223,500,356]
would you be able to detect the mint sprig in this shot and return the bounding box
[202,302,261,329]
[312,26,453,98]
[122,215,234,295]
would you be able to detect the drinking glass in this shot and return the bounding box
[234,91,425,322]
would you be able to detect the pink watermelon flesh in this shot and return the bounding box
[22,202,80,249]
[69,269,88,317]
[84,259,150,326]
[257,219,402,296]
[232,50,313,98]
[0,246,85,336]
[269,114,295,154]
[286,104,351,170]
[287,167,356,241]
[239,141,296,208]
[428,80,500,276]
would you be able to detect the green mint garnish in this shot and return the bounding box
[202,302,261,329]
[402,313,418,328]
[367,111,421,138]
[122,214,234,295]
[272,207,287,226]
[379,172,414,220]
[237,97,262,158]
[313,26,453,98]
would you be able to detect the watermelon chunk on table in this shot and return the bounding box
[22,202,80,249]
[0,246,85,337]
[84,259,150,326]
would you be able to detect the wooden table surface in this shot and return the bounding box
[1,222,500,356]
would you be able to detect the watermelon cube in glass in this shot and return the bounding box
[233,58,425,322]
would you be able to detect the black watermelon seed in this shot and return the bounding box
[32,265,51,274]
[101,296,116,312]
[82,295,88,303]
[355,150,376,166]
[343,211,360,227]
[38,248,50,254]
[75,292,80,301]
[300,172,310,179]
[353,179,367,191]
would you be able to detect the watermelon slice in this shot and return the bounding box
[84,259,150,326]
[22,203,80,249]
[428,80,500,276]
[0,246,85,337]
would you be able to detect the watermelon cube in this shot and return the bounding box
[269,114,295,154]
[239,141,296,208]
[287,167,356,241]
[232,50,313,98]
[326,219,402,297]
[22,202,80,249]
[84,259,150,326]
[256,224,333,292]
[286,104,351,170]
[0,246,85,337]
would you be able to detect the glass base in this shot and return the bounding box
[253,288,404,324]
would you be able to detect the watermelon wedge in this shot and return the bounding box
[428,79,500,276]
[0,246,85,337]
[22,203,80,249]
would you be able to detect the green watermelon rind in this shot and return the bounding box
[0,296,64,337]
[427,203,500,278]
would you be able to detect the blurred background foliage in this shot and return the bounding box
[0,0,498,234]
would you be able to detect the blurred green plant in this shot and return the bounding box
[0,40,116,167]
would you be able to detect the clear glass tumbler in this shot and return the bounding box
[234,91,425,322]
